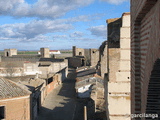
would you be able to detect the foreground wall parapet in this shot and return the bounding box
[105,12,131,120]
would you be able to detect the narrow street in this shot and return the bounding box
[36,69,84,120]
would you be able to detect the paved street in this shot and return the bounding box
[36,69,84,120]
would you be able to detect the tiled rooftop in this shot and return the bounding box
[76,68,96,77]
[39,58,64,62]
[7,76,46,92]
[0,78,31,99]
[1,56,40,63]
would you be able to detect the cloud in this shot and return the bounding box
[68,13,105,22]
[52,35,68,41]
[53,35,68,39]
[0,0,128,18]
[0,0,24,13]
[0,19,73,42]
[0,13,105,43]
[100,0,129,5]
[18,35,51,42]
[88,25,107,38]
[70,31,84,38]
[0,0,94,18]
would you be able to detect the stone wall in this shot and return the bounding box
[84,49,91,66]
[99,41,108,78]
[72,46,100,67]
[4,49,17,57]
[108,48,120,82]
[107,18,121,48]
[90,49,99,67]
[67,57,83,68]
[106,12,131,120]
[0,61,24,77]
[38,61,67,78]
[24,62,40,75]
[72,46,85,56]
[40,48,50,58]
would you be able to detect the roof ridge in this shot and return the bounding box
[4,78,31,94]
[0,77,31,99]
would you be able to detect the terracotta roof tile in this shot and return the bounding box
[0,78,31,99]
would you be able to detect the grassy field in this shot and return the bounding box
[0,51,3,55]
[18,51,38,54]
[60,50,72,54]
[0,51,38,56]
[0,50,72,58]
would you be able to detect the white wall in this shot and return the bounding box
[77,84,92,98]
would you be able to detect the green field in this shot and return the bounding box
[60,51,72,54]
[18,51,38,54]
[0,50,72,57]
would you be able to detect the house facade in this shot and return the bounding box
[0,78,31,120]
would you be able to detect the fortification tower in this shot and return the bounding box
[4,49,17,57]
[40,48,50,58]
[72,46,85,57]
[72,46,76,57]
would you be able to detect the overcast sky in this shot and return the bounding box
[0,0,130,50]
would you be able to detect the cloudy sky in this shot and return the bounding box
[0,0,130,50]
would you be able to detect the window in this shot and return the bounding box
[79,52,82,56]
[0,106,5,119]
[6,52,9,57]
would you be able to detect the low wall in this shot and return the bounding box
[46,74,61,94]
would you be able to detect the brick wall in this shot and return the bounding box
[0,96,30,120]
[46,73,62,94]
[131,0,160,116]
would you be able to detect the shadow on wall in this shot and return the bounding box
[146,59,160,119]
[104,73,109,120]
[36,69,107,120]
[36,69,80,120]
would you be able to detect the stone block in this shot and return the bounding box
[108,82,130,93]
[120,38,130,48]
[120,50,130,60]
[116,72,130,81]
[119,60,130,70]
[120,27,130,38]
